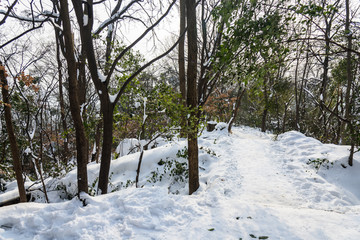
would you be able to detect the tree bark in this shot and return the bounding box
[345,0,354,166]
[228,86,246,134]
[179,0,187,138]
[91,120,102,163]
[0,63,27,203]
[59,0,88,194]
[97,101,114,194]
[186,0,199,195]
[261,76,269,133]
[55,28,69,163]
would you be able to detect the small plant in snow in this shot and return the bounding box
[56,183,75,200]
[88,177,99,196]
[176,147,188,159]
[120,179,134,189]
[306,158,333,172]
[148,158,189,183]
[199,146,217,157]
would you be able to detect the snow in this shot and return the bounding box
[109,93,117,104]
[83,14,89,27]
[97,70,106,83]
[115,138,140,157]
[134,102,141,108]
[1,125,360,239]
[24,147,32,155]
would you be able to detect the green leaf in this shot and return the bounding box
[208,228,215,231]
[249,234,257,238]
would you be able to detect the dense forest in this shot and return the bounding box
[0,0,359,201]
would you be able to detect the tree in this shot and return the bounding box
[0,62,27,202]
[344,0,355,166]
[59,0,89,195]
[67,0,182,194]
[179,0,187,138]
[186,0,200,194]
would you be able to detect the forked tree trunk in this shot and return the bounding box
[0,63,27,203]
[59,0,88,194]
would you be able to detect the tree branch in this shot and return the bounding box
[113,26,187,105]
[105,0,177,86]
[0,0,18,25]
[0,22,45,49]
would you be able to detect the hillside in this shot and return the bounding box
[0,125,360,240]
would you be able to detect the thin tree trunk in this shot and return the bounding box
[294,55,300,131]
[345,0,354,166]
[298,41,310,131]
[91,120,102,163]
[55,31,69,163]
[186,0,199,195]
[179,0,187,138]
[38,106,49,203]
[318,13,333,141]
[261,77,268,133]
[228,86,246,134]
[0,63,27,202]
[59,0,88,194]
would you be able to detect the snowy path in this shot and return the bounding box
[192,127,360,240]
[220,130,304,208]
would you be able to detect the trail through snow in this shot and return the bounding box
[217,129,304,208]
[1,126,360,239]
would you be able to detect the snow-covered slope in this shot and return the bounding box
[1,126,360,240]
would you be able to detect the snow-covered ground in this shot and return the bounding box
[1,125,360,240]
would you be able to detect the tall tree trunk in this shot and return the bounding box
[318,13,333,141]
[55,29,69,163]
[298,40,310,131]
[179,0,187,138]
[59,0,88,194]
[345,0,354,166]
[0,63,27,202]
[186,0,199,195]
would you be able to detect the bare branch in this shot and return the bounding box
[105,0,177,85]
[0,22,44,49]
[93,0,141,35]
[0,0,18,25]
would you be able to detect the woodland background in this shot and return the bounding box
[0,0,359,201]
